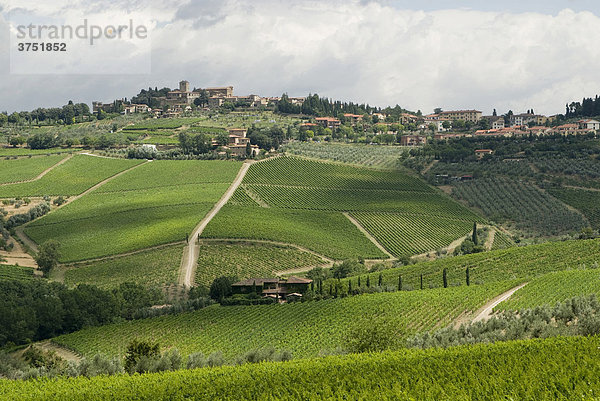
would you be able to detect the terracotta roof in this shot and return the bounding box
[233,278,278,286]
[285,276,313,284]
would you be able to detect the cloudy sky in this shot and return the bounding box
[1,0,599,115]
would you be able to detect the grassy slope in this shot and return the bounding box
[53,281,516,359]
[500,268,600,310]
[63,245,184,289]
[25,160,241,262]
[194,242,328,286]
[2,336,599,400]
[0,155,141,197]
[0,154,66,184]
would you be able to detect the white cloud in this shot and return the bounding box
[0,0,599,115]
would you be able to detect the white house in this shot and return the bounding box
[578,119,600,131]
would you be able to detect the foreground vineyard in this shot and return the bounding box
[341,238,600,291]
[53,281,515,359]
[25,160,241,262]
[2,336,599,400]
[205,156,481,259]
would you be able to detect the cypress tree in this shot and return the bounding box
[366,276,371,287]
[334,284,338,298]
[466,266,470,286]
[443,268,448,288]
[358,276,361,287]
[378,273,383,287]
[311,281,314,292]
[398,275,402,291]
[420,274,423,290]
[472,222,478,245]
[348,280,352,294]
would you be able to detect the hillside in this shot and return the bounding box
[2,336,599,400]
[52,280,516,359]
[202,156,481,260]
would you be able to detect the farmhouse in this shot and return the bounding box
[232,276,313,300]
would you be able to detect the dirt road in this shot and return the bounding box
[179,161,253,287]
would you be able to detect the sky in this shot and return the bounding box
[0,0,599,115]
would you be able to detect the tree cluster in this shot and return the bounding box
[0,280,163,347]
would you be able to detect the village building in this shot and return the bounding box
[232,276,313,301]
[438,110,482,123]
[315,117,341,130]
[578,119,600,131]
[343,113,363,126]
[399,135,427,146]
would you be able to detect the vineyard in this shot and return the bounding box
[0,264,35,282]
[202,205,386,260]
[26,160,242,262]
[350,212,474,257]
[52,280,516,359]
[341,238,600,291]
[451,177,587,236]
[282,141,407,169]
[0,154,67,184]
[1,336,598,400]
[490,230,515,250]
[0,155,142,198]
[194,242,328,286]
[63,244,184,289]
[548,187,600,229]
[208,156,482,259]
[499,268,600,311]
[426,159,535,179]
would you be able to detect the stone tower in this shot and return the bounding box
[179,80,190,92]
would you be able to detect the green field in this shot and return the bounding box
[548,187,600,229]
[2,336,598,400]
[202,205,386,260]
[194,241,328,286]
[499,268,600,311]
[26,160,242,262]
[0,154,67,184]
[341,238,600,291]
[0,155,141,198]
[215,156,482,259]
[491,230,516,250]
[63,244,184,289]
[283,141,408,169]
[53,280,515,359]
[0,264,35,282]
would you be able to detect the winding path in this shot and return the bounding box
[179,161,254,287]
[454,282,528,328]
